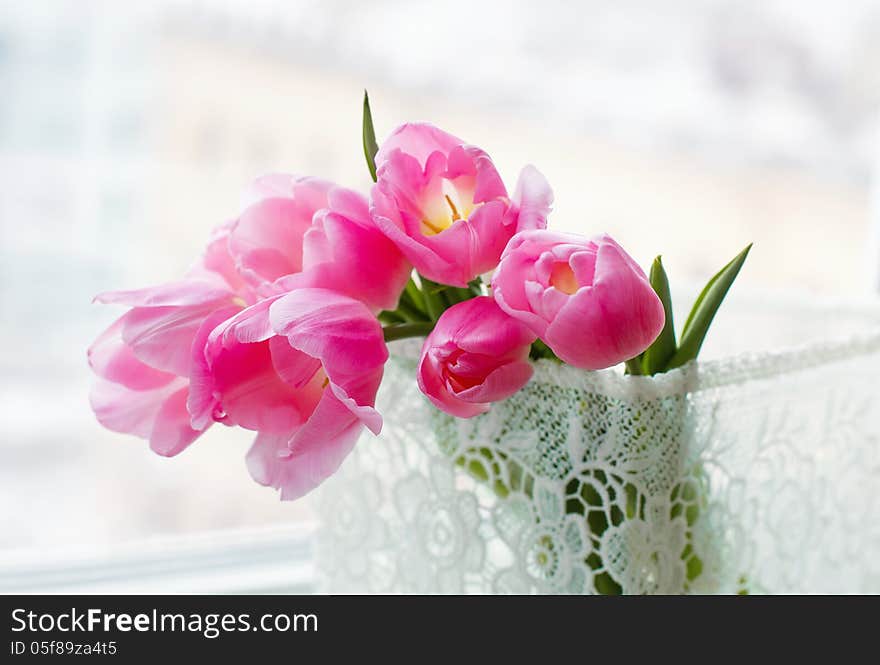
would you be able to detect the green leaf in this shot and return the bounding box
[378,310,405,325]
[438,287,456,309]
[668,243,752,369]
[448,286,475,304]
[362,90,379,182]
[416,274,445,321]
[467,277,484,297]
[422,282,450,296]
[529,339,561,362]
[641,256,677,375]
[680,244,749,339]
[382,321,434,342]
[403,276,426,314]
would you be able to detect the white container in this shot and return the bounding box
[313,293,880,593]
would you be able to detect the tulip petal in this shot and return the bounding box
[149,386,205,457]
[88,317,177,391]
[90,377,186,440]
[495,230,661,370]
[219,297,279,346]
[449,296,537,355]
[245,430,291,488]
[240,173,295,209]
[540,285,570,322]
[371,205,466,286]
[546,239,664,369]
[465,146,508,204]
[94,280,232,308]
[418,353,489,418]
[268,335,323,390]
[246,392,365,501]
[416,297,535,418]
[328,371,384,435]
[187,305,245,430]
[121,302,224,376]
[300,225,334,269]
[455,360,533,405]
[298,204,412,311]
[187,220,251,294]
[230,199,311,284]
[269,288,388,382]
[371,123,535,286]
[495,268,549,337]
[327,185,371,222]
[204,334,305,434]
[229,176,335,287]
[375,122,463,169]
[511,165,553,231]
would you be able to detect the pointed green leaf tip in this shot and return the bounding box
[641,256,677,375]
[362,90,379,182]
[667,243,752,369]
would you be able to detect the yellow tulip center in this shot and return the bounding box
[549,262,579,295]
[420,182,475,236]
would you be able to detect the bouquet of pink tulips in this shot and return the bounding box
[89,93,749,502]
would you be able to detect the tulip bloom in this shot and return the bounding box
[89,224,250,455]
[492,231,664,370]
[90,175,407,461]
[234,174,410,311]
[188,288,387,500]
[228,174,334,289]
[273,185,412,312]
[417,296,536,418]
[370,123,553,287]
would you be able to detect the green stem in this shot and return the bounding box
[395,298,429,322]
[418,275,446,321]
[440,290,455,307]
[529,339,560,361]
[624,357,643,375]
[449,286,475,304]
[382,321,435,342]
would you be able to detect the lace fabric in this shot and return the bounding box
[313,329,880,594]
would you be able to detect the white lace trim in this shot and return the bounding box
[314,326,880,594]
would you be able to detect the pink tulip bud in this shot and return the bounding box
[417,296,536,418]
[492,231,664,370]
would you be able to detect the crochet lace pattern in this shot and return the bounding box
[314,327,880,593]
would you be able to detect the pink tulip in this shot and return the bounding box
[417,296,536,418]
[492,231,664,370]
[91,174,407,463]
[370,123,553,287]
[272,186,412,312]
[232,174,411,311]
[89,224,250,455]
[188,288,387,500]
[228,174,334,289]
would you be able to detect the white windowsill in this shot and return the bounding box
[0,524,316,595]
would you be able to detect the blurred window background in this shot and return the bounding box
[2,0,880,585]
